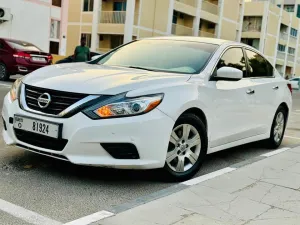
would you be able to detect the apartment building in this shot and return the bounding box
[66,0,245,55]
[0,0,68,55]
[242,0,300,78]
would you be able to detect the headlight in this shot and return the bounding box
[10,78,23,102]
[83,93,164,119]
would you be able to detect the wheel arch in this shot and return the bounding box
[179,107,208,131]
[278,102,289,118]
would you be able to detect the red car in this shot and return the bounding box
[0,38,53,81]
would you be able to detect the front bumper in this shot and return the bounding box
[2,93,175,169]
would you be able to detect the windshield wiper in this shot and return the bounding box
[127,66,157,72]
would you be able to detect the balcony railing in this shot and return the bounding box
[288,54,295,62]
[280,32,288,40]
[199,30,216,38]
[242,24,261,32]
[175,0,197,7]
[100,11,126,24]
[201,0,219,15]
[277,51,286,60]
[172,23,193,36]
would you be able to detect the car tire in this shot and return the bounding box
[163,113,208,182]
[0,63,9,81]
[265,106,288,149]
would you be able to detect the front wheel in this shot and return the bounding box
[163,113,207,181]
[265,106,288,149]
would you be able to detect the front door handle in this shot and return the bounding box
[273,86,279,90]
[246,89,255,95]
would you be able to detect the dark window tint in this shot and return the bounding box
[245,49,273,77]
[0,42,4,49]
[216,48,247,77]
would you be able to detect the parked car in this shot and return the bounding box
[289,77,300,89]
[0,38,53,81]
[55,51,103,64]
[2,37,292,181]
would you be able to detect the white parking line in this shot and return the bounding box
[285,136,300,140]
[63,210,114,225]
[181,167,236,186]
[0,198,62,225]
[261,147,291,157]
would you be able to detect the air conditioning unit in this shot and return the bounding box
[0,8,12,22]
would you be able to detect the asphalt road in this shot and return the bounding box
[0,79,299,225]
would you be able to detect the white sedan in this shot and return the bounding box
[2,37,292,181]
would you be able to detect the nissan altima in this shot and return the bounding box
[2,37,292,181]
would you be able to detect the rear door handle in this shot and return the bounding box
[246,89,255,95]
[273,86,279,90]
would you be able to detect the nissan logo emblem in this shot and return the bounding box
[37,93,51,108]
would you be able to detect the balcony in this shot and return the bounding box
[202,0,219,15]
[175,0,197,7]
[172,23,193,36]
[288,54,295,62]
[242,24,261,32]
[280,32,288,41]
[199,30,216,38]
[100,11,126,24]
[277,51,286,60]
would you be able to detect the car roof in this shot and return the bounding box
[143,36,233,45]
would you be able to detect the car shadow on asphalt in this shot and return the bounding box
[3,141,273,184]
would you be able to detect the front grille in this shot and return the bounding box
[25,84,88,115]
[14,128,68,151]
[101,143,140,159]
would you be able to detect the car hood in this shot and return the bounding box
[22,63,190,95]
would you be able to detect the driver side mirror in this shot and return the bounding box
[215,67,243,81]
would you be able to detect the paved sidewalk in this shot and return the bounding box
[98,146,300,225]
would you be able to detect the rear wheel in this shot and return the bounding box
[163,113,207,181]
[265,106,287,149]
[0,63,9,81]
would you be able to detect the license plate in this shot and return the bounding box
[13,115,60,139]
[32,57,46,62]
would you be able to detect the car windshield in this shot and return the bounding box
[6,40,42,52]
[97,40,218,74]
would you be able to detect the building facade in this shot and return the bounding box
[66,0,245,55]
[242,0,300,78]
[0,0,68,55]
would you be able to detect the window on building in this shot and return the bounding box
[245,49,273,77]
[52,0,62,7]
[173,11,178,24]
[278,44,286,52]
[113,1,127,11]
[291,28,298,37]
[216,48,247,77]
[81,33,92,48]
[50,20,61,40]
[297,5,300,18]
[277,4,281,8]
[83,0,94,12]
[284,5,294,12]
[288,47,295,55]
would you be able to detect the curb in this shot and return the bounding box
[63,146,297,225]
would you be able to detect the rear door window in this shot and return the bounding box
[245,49,273,78]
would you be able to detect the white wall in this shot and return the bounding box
[0,0,60,53]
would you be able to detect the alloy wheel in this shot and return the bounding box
[0,64,5,79]
[273,112,285,143]
[166,124,201,173]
